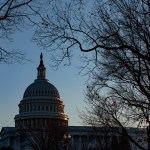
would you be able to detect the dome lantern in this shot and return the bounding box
[37,53,46,80]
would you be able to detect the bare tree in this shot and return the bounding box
[19,122,67,150]
[0,0,52,63]
[34,0,150,150]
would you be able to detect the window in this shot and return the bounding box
[42,105,44,111]
[30,105,32,111]
[34,105,36,111]
[46,106,48,111]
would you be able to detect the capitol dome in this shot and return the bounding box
[14,53,68,128]
[23,79,60,98]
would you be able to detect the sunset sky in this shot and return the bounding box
[0,29,87,130]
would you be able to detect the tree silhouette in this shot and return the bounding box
[0,147,13,150]
[111,136,119,150]
[0,0,51,63]
[119,135,132,150]
[19,122,67,150]
[34,0,150,150]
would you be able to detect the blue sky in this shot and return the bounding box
[0,29,87,130]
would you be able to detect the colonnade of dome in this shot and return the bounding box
[18,102,64,113]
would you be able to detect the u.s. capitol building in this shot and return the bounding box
[0,54,147,150]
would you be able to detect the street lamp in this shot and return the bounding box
[63,133,71,150]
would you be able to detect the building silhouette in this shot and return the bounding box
[0,54,147,150]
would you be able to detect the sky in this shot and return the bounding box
[0,29,87,130]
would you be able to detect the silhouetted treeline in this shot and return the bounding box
[0,147,13,150]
